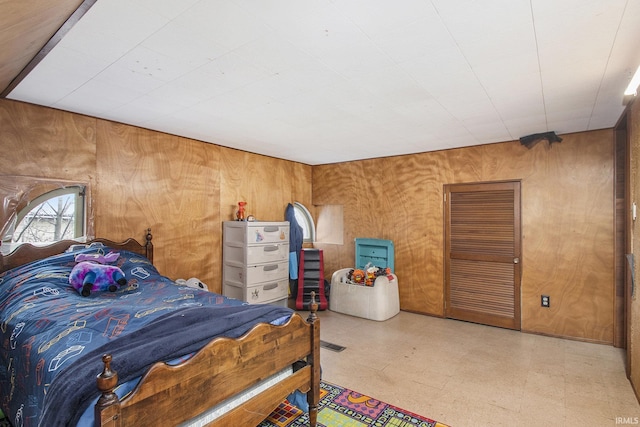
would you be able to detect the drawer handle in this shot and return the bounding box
[263,283,278,291]
[263,264,278,272]
[263,245,278,252]
[263,226,280,232]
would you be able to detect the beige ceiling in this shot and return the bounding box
[4,0,640,165]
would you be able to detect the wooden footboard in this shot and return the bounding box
[95,299,320,427]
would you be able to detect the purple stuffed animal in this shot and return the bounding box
[74,251,120,264]
[69,252,127,297]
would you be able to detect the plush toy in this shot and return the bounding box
[175,277,209,291]
[69,252,127,297]
[74,251,120,264]
[365,266,377,286]
[349,269,365,284]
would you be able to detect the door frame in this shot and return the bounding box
[613,104,631,375]
[444,180,522,330]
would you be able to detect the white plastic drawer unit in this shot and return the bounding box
[224,222,290,245]
[223,279,288,304]
[224,243,289,265]
[222,221,290,305]
[223,261,288,286]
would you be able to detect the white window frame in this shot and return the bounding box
[293,202,315,243]
[2,186,86,253]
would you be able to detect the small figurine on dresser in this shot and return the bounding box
[236,201,247,221]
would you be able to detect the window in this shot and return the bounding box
[292,202,315,243]
[2,186,86,253]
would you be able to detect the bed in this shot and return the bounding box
[0,229,320,427]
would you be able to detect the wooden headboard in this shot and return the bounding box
[0,229,153,273]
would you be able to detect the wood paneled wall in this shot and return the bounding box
[0,99,312,293]
[629,98,640,398]
[94,120,221,285]
[313,130,615,343]
[0,98,619,344]
[0,99,96,177]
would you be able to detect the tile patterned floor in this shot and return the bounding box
[314,309,640,427]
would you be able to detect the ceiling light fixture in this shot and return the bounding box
[624,65,640,96]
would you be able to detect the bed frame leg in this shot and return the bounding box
[306,291,320,427]
[95,354,122,427]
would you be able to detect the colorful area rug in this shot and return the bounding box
[259,381,449,427]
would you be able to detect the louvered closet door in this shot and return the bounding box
[444,181,521,330]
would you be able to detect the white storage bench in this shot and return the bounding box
[330,267,400,321]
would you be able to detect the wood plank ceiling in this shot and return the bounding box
[0,1,89,95]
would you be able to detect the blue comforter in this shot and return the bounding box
[0,246,292,427]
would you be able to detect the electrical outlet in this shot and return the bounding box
[541,295,550,307]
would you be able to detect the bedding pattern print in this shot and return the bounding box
[0,247,293,427]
